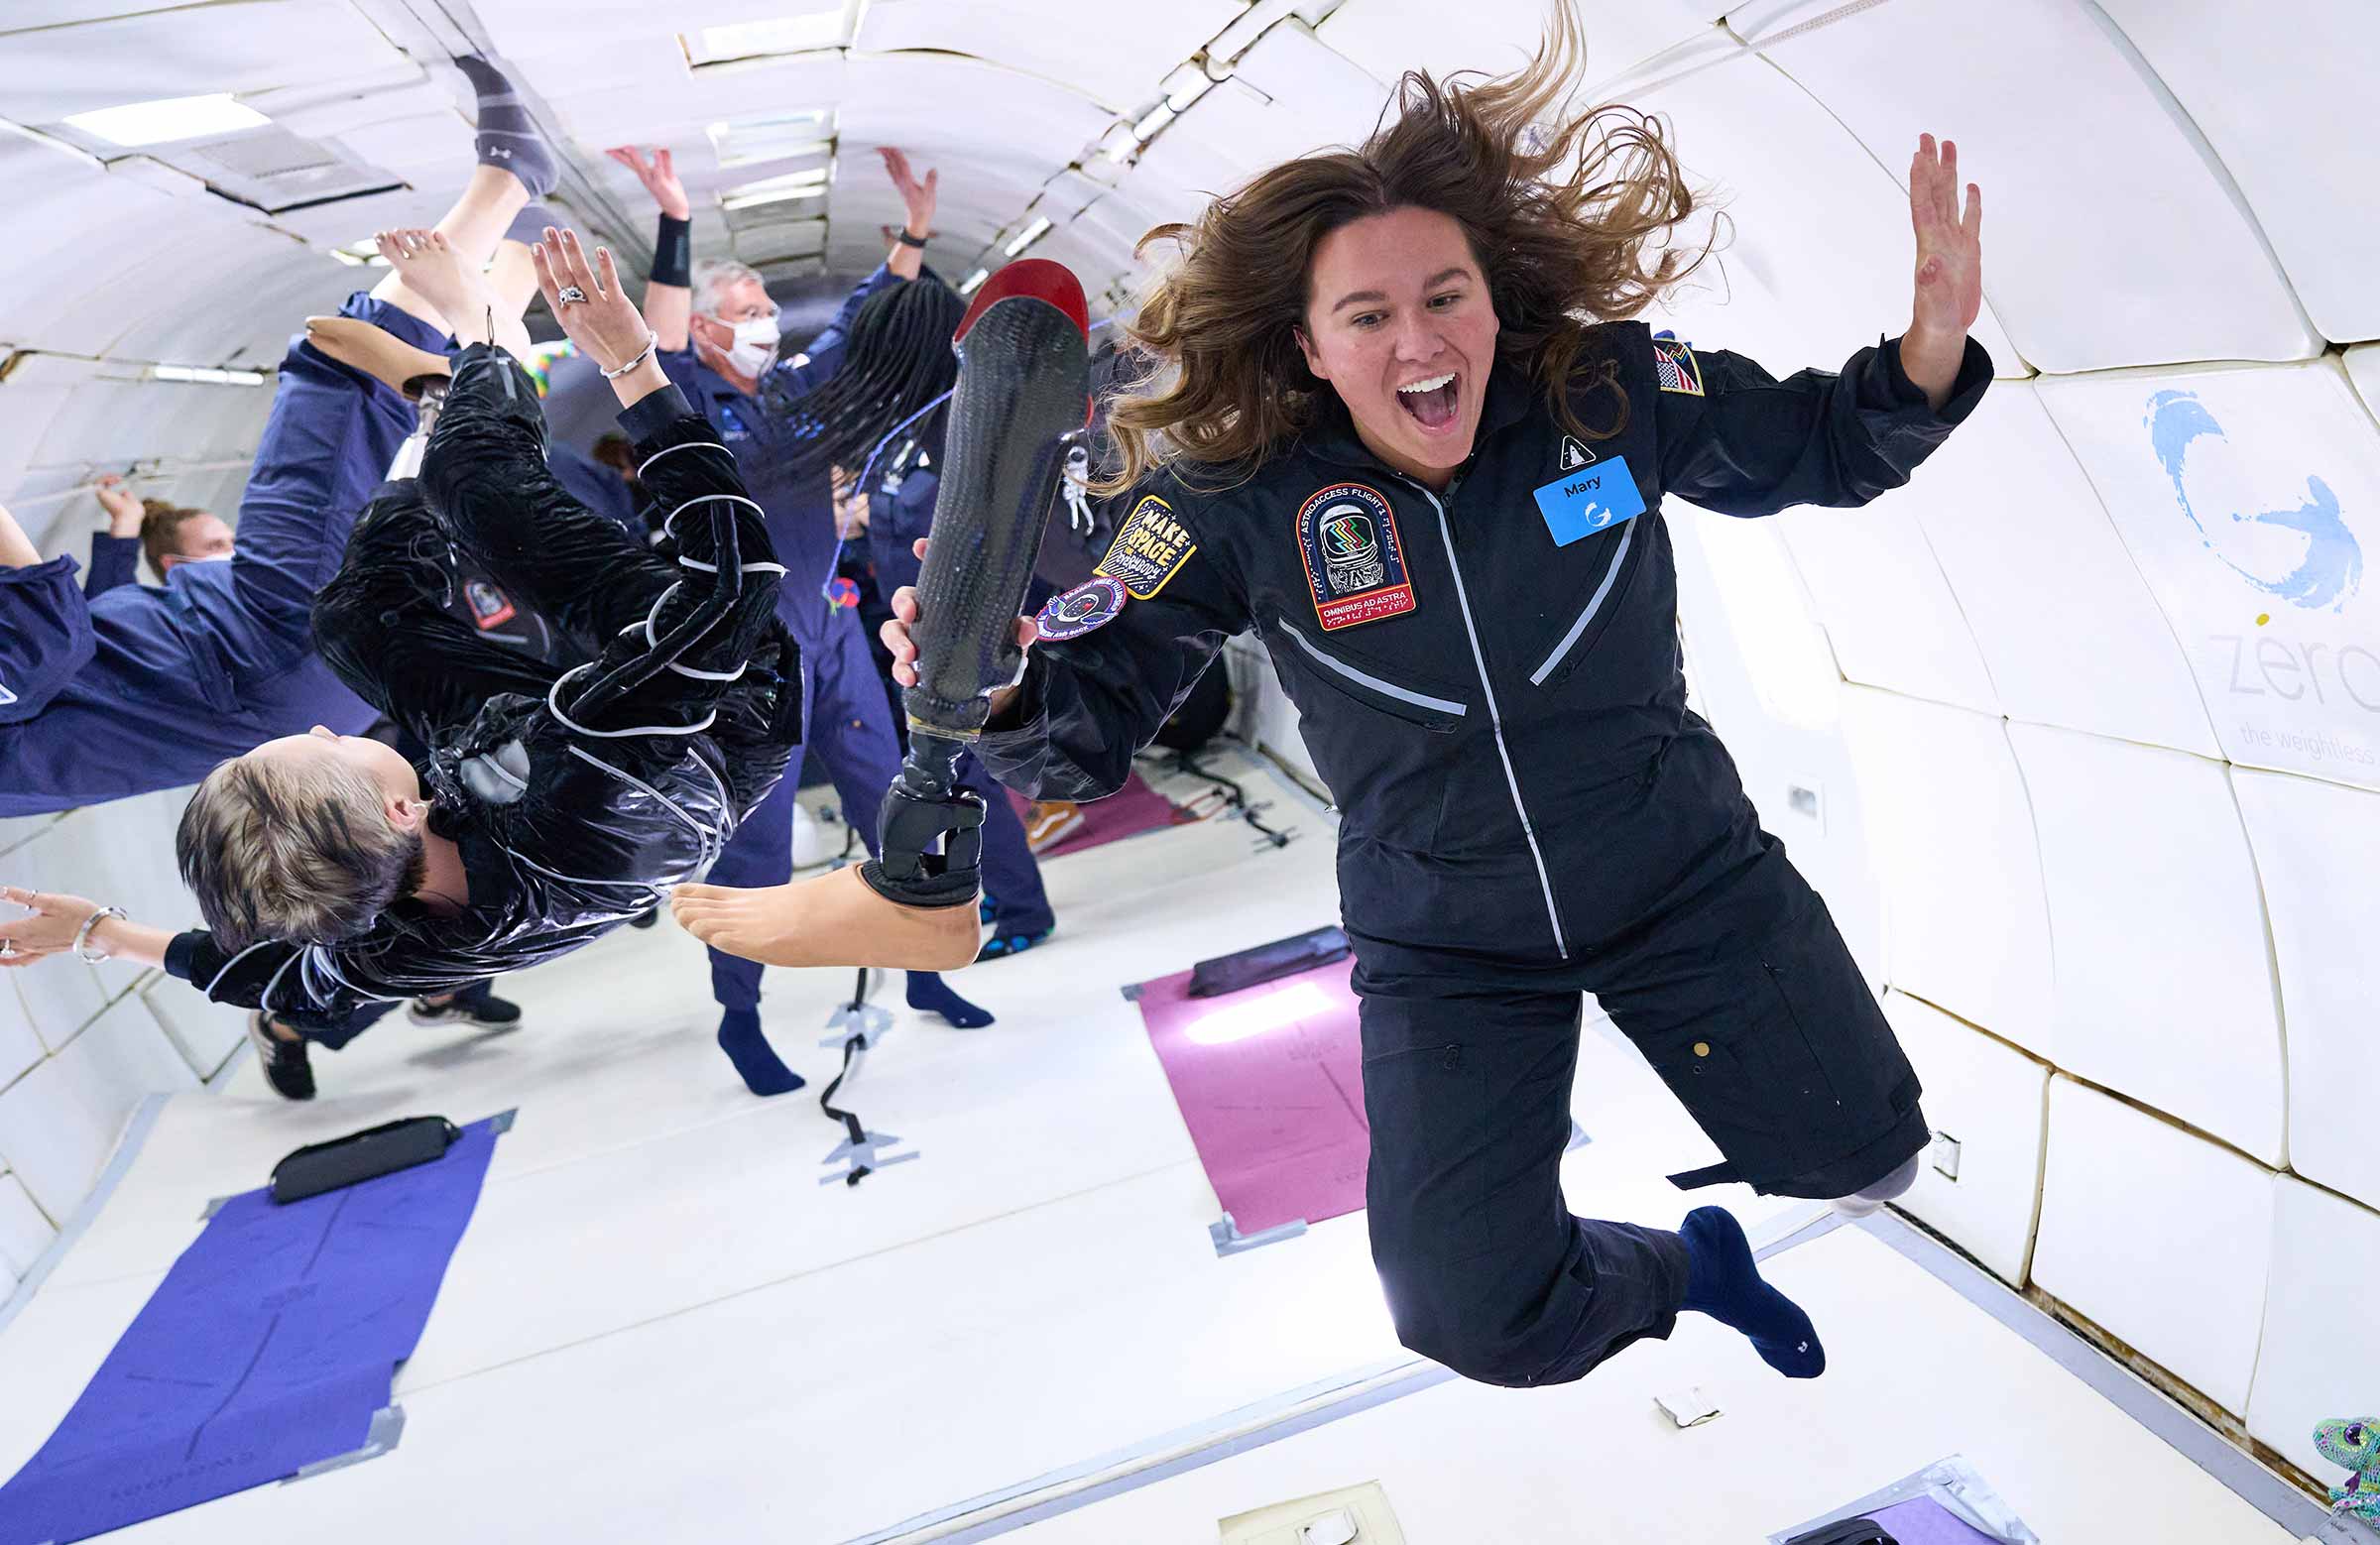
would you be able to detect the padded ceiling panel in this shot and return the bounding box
[2009,725,2284,1163]
[1772,503,2001,716]
[0,1,410,122]
[2348,344,2380,425]
[544,54,847,153]
[0,143,207,355]
[1749,0,2320,373]
[856,0,1243,117]
[1911,385,2218,757]
[2230,771,2380,1213]
[1881,990,2048,1289]
[2247,1177,2380,1490]
[1840,689,2056,1056]
[2031,1077,2274,1418]
[2039,360,2380,794]
[0,356,106,511]
[46,215,324,363]
[2094,0,2379,345]
[114,249,355,368]
[1323,0,1715,89]
[1633,49,2022,379]
[1130,23,1388,200]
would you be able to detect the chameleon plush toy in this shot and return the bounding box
[2316,1416,2380,1524]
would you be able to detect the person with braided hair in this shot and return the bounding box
[615,142,997,1094]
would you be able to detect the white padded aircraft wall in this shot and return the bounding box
[4,2,2378,1494]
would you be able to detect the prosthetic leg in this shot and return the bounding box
[672,260,1092,972]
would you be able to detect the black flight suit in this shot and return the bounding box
[162,347,801,1031]
[977,322,1993,1387]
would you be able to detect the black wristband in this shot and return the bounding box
[654,213,693,288]
[896,229,927,250]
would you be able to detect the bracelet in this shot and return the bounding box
[603,331,660,380]
[75,905,127,964]
[896,229,928,249]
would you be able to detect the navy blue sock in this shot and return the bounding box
[455,56,557,199]
[906,972,994,1029]
[1679,1207,1826,1378]
[716,1008,804,1097]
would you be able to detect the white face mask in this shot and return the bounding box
[713,314,779,378]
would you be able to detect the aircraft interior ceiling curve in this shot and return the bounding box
[1,0,2377,1540]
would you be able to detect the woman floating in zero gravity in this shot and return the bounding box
[0,226,802,1099]
[680,1,1991,1387]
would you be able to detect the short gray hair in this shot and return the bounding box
[690,257,766,320]
[178,753,423,951]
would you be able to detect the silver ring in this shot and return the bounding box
[0,939,17,959]
[557,286,588,305]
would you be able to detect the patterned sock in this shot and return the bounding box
[906,972,994,1029]
[455,56,557,199]
[716,1008,804,1097]
[1679,1206,1826,1378]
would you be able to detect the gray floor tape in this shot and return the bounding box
[846,1202,2360,1545]
[0,1093,170,1339]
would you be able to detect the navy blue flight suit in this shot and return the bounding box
[978,324,1993,1388]
[83,534,142,597]
[658,266,954,1010]
[0,292,434,816]
[865,409,1055,938]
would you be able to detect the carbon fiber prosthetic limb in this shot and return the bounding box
[862,260,1091,910]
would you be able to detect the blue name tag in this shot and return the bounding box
[1533,455,1646,547]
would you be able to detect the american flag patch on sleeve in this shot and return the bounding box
[1652,335,1704,397]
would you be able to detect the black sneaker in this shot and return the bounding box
[247,1012,316,1102]
[408,993,524,1029]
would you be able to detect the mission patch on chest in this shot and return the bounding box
[1296,481,1416,631]
[1096,493,1198,599]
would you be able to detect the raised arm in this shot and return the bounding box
[0,500,39,569]
[608,146,691,352]
[880,147,937,283]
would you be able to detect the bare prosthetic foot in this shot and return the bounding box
[671,867,983,973]
[304,316,451,400]
[374,228,499,347]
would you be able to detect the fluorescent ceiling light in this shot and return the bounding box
[1096,124,1139,166]
[705,108,835,169]
[1160,63,1215,112]
[685,9,849,65]
[958,269,989,297]
[1003,216,1052,257]
[150,364,268,386]
[721,166,832,211]
[1185,983,1334,1046]
[64,93,270,149]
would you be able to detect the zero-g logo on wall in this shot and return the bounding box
[1296,482,1415,631]
[2148,390,2364,612]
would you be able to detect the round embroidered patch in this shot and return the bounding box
[1035,577,1128,642]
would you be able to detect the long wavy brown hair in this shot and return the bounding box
[1101,0,1711,494]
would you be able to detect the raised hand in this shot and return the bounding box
[0,886,99,967]
[93,473,143,535]
[605,145,689,220]
[530,226,651,373]
[1908,133,1983,340]
[881,147,938,237]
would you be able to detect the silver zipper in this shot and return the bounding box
[1397,476,1570,959]
[1276,620,1468,718]
[1530,519,1635,685]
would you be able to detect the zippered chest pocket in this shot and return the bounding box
[1527,515,1649,690]
[1272,618,1468,732]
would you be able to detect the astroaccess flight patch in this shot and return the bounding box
[1095,494,1198,600]
[1035,577,1128,642]
[1297,482,1416,632]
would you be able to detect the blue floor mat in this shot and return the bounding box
[0,1117,503,1544]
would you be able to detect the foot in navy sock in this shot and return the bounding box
[455,56,558,199]
[906,972,994,1029]
[716,1008,805,1097]
[1678,1207,1826,1378]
